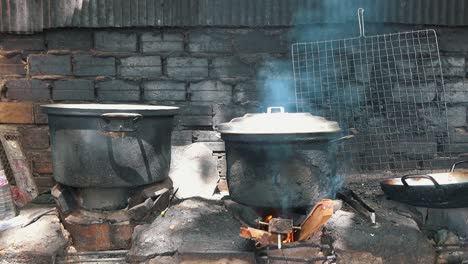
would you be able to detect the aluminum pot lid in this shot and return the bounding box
[217,106,341,134]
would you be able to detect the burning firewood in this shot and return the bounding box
[298,199,338,241]
[240,227,278,246]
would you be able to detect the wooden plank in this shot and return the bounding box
[0,102,34,124]
[298,199,336,241]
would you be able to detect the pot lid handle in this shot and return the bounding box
[267,106,285,114]
[450,160,468,172]
[401,174,441,188]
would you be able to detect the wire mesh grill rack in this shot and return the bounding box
[292,27,452,175]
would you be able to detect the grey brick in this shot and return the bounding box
[94,32,137,52]
[391,82,437,103]
[53,79,94,101]
[192,131,222,142]
[441,56,465,67]
[0,54,25,76]
[447,106,467,127]
[73,55,115,77]
[188,31,231,53]
[143,81,186,101]
[171,130,192,145]
[29,55,71,76]
[167,57,208,78]
[33,103,48,124]
[233,31,287,53]
[175,116,213,128]
[46,31,93,50]
[443,67,465,78]
[190,80,231,91]
[5,79,51,100]
[177,103,212,116]
[233,81,265,105]
[0,34,45,51]
[442,82,468,103]
[120,56,162,77]
[438,28,468,52]
[190,80,232,103]
[452,129,468,143]
[392,140,437,156]
[211,57,254,78]
[96,80,140,101]
[142,32,184,52]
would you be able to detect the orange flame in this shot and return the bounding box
[283,231,294,243]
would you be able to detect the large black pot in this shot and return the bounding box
[42,104,178,210]
[217,107,342,209]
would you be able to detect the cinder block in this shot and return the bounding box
[34,177,55,190]
[167,57,208,78]
[192,131,222,142]
[5,79,51,100]
[29,55,71,76]
[120,56,162,77]
[439,28,468,52]
[174,116,213,129]
[171,130,193,145]
[142,32,184,52]
[188,31,231,53]
[46,31,93,51]
[441,56,465,67]
[233,81,265,105]
[94,31,137,52]
[190,80,232,103]
[442,82,468,103]
[0,102,34,124]
[233,31,287,53]
[19,127,49,150]
[73,55,115,76]
[53,79,94,101]
[27,150,53,174]
[33,104,48,124]
[177,103,212,116]
[0,34,45,51]
[447,106,467,127]
[143,81,185,101]
[211,57,254,78]
[96,79,140,101]
[0,54,25,76]
[391,82,437,103]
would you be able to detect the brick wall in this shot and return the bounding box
[0,25,467,191]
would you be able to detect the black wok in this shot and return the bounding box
[380,161,468,208]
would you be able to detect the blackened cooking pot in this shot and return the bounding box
[217,107,342,209]
[42,104,178,210]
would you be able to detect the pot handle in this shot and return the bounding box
[267,106,285,113]
[401,174,441,188]
[100,113,143,120]
[99,113,143,132]
[450,160,468,172]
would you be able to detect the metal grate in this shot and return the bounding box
[0,135,16,185]
[292,9,451,175]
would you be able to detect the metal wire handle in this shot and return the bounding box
[358,8,365,37]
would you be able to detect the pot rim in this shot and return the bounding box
[41,103,179,116]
